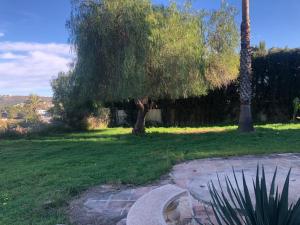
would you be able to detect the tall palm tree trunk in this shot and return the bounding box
[239,0,254,132]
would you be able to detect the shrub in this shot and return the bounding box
[0,120,49,139]
[0,119,8,130]
[293,97,300,121]
[86,108,111,129]
[0,126,27,139]
[201,166,300,225]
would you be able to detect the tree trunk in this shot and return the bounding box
[132,99,150,135]
[238,0,254,132]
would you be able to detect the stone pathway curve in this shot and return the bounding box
[69,153,300,225]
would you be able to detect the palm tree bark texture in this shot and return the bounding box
[239,0,254,132]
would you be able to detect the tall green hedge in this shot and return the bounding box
[252,48,300,121]
[114,48,300,126]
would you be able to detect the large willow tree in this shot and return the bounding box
[57,0,239,133]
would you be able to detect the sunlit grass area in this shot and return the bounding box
[1,123,300,225]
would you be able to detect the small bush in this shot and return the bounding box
[0,126,27,138]
[86,108,111,129]
[293,97,300,121]
[0,119,8,130]
[0,121,50,139]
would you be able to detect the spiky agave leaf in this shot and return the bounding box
[197,166,300,225]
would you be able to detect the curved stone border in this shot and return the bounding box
[69,153,300,225]
[126,184,187,225]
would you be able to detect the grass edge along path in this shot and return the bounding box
[0,123,300,224]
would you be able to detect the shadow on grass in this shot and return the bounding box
[3,123,300,142]
[1,124,300,225]
[9,125,300,158]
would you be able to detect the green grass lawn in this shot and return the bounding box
[1,123,300,225]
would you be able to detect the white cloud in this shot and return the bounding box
[0,32,4,38]
[0,52,26,59]
[0,41,75,96]
[0,41,71,56]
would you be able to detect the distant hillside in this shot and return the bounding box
[0,95,52,108]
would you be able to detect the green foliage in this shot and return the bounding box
[54,0,239,128]
[23,94,41,124]
[293,97,300,121]
[68,0,239,100]
[51,71,94,129]
[253,41,267,57]
[147,2,207,98]
[0,95,49,137]
[1,123,300,224]
[68,0,152,101]
[86,108,111,129]
[3,95,41,123]
[51,72,76,121]
[206,166,300,225]
[252,48,300,121]
[6,104,22,119]
[205,3,239,88]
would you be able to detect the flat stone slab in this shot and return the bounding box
[69,153,300,225]
[69,184,163,225]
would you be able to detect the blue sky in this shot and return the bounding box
[0,0,299,96]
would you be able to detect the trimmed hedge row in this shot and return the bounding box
[111,49,300,126]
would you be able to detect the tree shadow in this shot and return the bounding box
[8,123,299,142]
[1,124,300,224]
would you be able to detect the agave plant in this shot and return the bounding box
[200,166,300,225]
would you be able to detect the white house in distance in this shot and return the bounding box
[37,109,52,123]
[1,111,8,120]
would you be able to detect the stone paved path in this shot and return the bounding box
[69,153,300,225]
[172,153,300,205]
